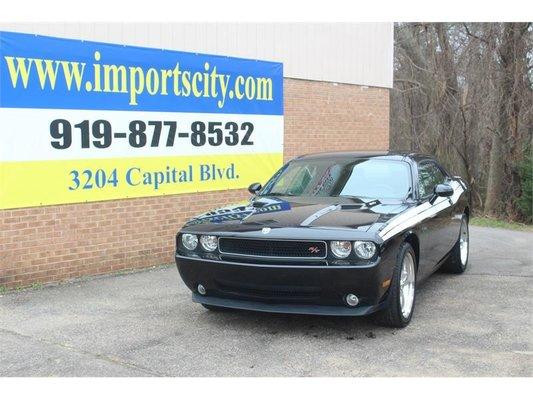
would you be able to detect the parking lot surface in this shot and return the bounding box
[1,226,531,376]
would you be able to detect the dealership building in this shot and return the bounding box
[0,23,393,288]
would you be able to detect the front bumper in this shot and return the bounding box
[176,254,394,316]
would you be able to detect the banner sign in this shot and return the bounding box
[0,31,284,209]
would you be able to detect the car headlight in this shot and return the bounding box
[200,235,218,252]
[330,240,352,258]
[353,241,377,259]
[181,234,198,250]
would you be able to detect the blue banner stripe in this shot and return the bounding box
[0,31,283,115]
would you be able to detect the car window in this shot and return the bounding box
[262,158,412,200]
[418,162,445,198]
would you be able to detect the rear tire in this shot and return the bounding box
[440,215,469,274]
[373,242,417,328]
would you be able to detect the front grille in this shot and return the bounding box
[218,237,327,259]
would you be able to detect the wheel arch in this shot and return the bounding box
[402,231,420,269]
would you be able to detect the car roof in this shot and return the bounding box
[293,151,436,163]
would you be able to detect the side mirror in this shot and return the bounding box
[248,182,262,195]
[430,183,453,204]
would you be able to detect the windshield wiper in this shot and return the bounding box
[338,195,381,207]
[338,195,367,202]
[262,192,296,197]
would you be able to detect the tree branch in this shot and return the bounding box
[463,23,489,44]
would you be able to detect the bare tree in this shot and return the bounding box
[485,23,531,217]
[391,23,533,222]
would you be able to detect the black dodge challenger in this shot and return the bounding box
[175,152,470,327]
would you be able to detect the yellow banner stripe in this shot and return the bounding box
[0,153,282,209]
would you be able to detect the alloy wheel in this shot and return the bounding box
[400,251,416,319]
[459,219,469,266]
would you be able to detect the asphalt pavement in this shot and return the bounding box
[0,225,531,376]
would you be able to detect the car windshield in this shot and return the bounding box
[261,158,412,200]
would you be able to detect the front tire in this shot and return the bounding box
[373,242,417,328]
[440,215,469,274]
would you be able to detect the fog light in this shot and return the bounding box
[345,293,359,307]
[197,284,206,295]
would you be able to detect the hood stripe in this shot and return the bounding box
[299,205,340,227]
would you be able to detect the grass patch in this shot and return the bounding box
[471,216,533,232]
[0,282,43,294]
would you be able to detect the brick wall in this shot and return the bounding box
[0,79,389,289]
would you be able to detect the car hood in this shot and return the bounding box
[182,195,409,233]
